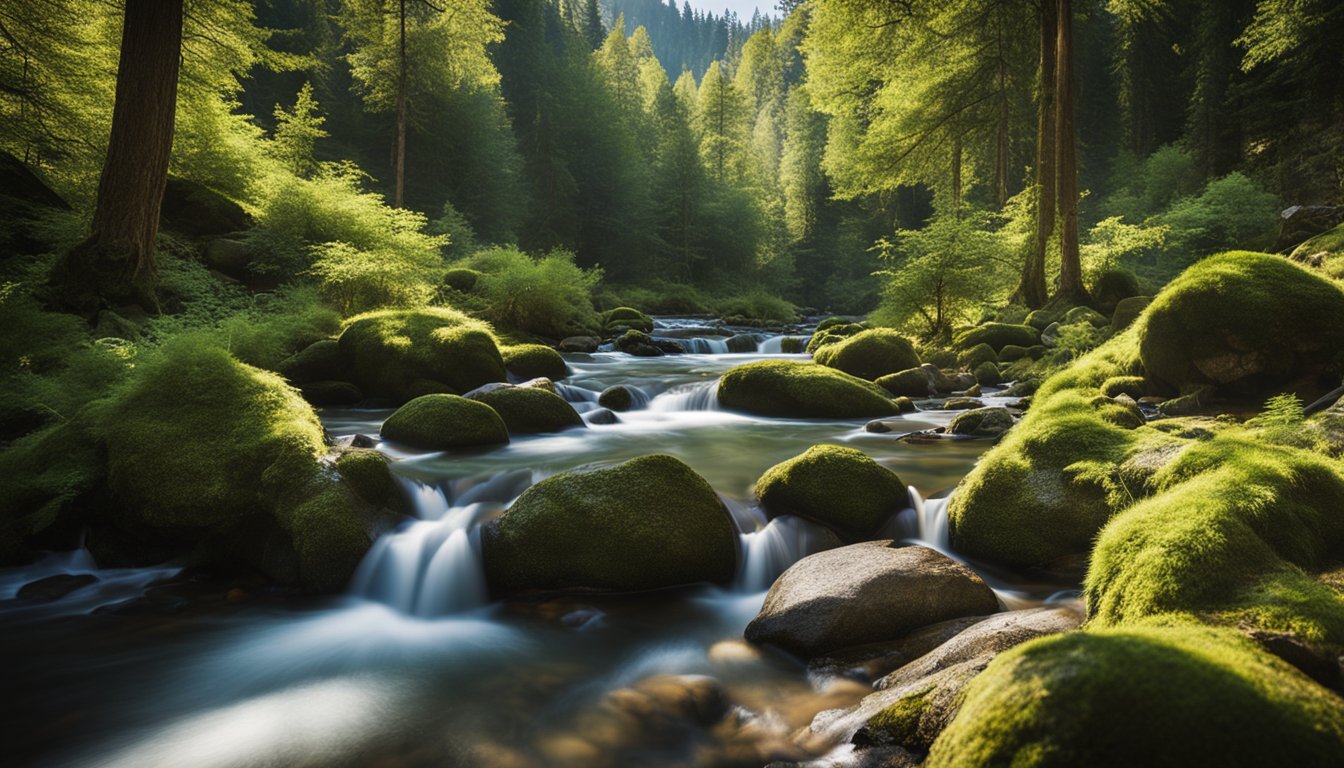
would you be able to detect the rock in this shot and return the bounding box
[1026,344,1047,360]
[202,237,252,279]
[380,394,510,449]
[443,267,481,292]
[277,339,343,384]
[1025,310,1057,332]
[755,445,907,541]
[962,384,983,397]
[807,616,988,683]
[17,573,98,601]
[958,343,997,370]
[924,625,1344,768]
[598,385,649,412]
[614,329,663,356]
[941,398,983,410]
[893,397,916,414]
[338,308,506,403]
[481,455,737,594]
[1089,268,1141,316]
[744,543,999,657]
[1040,321,1062,347]
[1100,375,1146,399]
[953,323,1039,352]
[876,368,931,398]
[160,177,252,237]
[0,151,70,211]
[1109,295,1150,332]
[465,384,585,434]
[502,344,568,381]
[948,407,1014,438]
[814,329,921,381]
[972,362,1000,386]
[1276,204,1344,251]
[93,310,140,340]
[781,336,807,353]
[920,364,956,393]
[601,306,654,334]
[0,152,70,254]
[998,345,1029,362]
[1139,252,1344,393]
[334,449,405,513]
[298,380,363,406]
[516,377,556,393]
[584,407,619,425]
[560,336,600,353]
[718,361,899,419]
[727,334,760,353]
[1063,305,1108,328]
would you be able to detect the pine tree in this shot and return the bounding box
[271,81,327,177]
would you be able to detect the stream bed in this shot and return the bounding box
[1,320,1076,767]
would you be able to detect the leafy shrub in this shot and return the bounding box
[1157,172,1280,258]
[306,241,441,313]
[714,289,797,325]
[601,281,712,315]
[1082,217,1168,284]
[465,247,601,338]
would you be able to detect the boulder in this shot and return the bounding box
[921,364,956,393]
[614,329,663,356]
[953,324,1039,352]
[202,237,253,279]
[559,335,600,353]
[998,345,1029,363]
[584,407,619,425]
[481,455,737,594]
[958,344,997,370]
[718,361,899,419]
[726,334,760,353]
[744,543,999,657]
[948,407,1014,438]
[598,384,649,412]
[0,151,71,253]
[379,394,510,450]
[159,177,252,237]
[1063,305,1108,328]
[464,384,584,434]
[1110,295,1151,331]
[877,368,932,398]
[502,344,567,381]
[601,306,654,334]
[1276,204,1344,251]
[442,267,481,292]
[1089,268,1141,316]
[755,445,907,541]
[814,329,921,381]
[277,339,343,384]
[941,397,983,410]
[972,362,1001,386]
[338,308,506,403]
[299,380,363,406]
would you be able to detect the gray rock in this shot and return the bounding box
[726,334,760,353]
[744,542,998,658]
[940,397,984,411]
[948,407,1014,437]
[17,573,98,601]
[202,237,252,278]
[920,364,956,393]
[559,336,600,353]
[584,407,619,425]
[1041,321,1062,347]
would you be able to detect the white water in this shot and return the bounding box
[736,516,837,592]
[678,336,731,354]
[649,379,720,411]
[757,334,809,354]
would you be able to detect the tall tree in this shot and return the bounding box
[1014,0,1056,308]
[1054,0,1084,301]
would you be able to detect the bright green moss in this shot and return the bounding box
[600,306,653,333]
[278,474,374,592]
[815,316,852,333]
[717,360,899,419]
[501,343,567,381]
[973,361,1001,386]
[876,367,931,398]
[1063,306,1108,328]
[860,686,934,749]
[481,454,737,594]
[1290,224,1344,278]
[953,323,1039,352]
[1109,295,1150,330]
[780,337,806,354]
[0,421,103,564]
[443,267,481,292]
[813,328,920,381]
[1139,251,1344,392]
[465,386,584,434]
[1100,375,1145,399]
[380,394,509,450]
[338,307,506,403]
[958,343,997,370]
[925,624,1344,768]
[755,445,906,541]
[335,448,402,512]
[276,339,342,384]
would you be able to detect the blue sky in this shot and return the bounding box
[686,0,776,19]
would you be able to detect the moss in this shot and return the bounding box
[1025,310,1058,331]
[1089,267,1141,315]
[601,306,654,333]
[379,394,510,450]
[278,475,375,592]
[806,322,865,354]
[859,686,934,749]
[501,343,567,381]
[813,328,920,381]
[999,344,1029,362]
[958,343,997,370]
[1063,306,1108,328]
[298,380,362,406]
[599,385,647,412]
[973,361,1001,386]
[1139,251,1344,393]
[876,367,931,397]
[1290,224,1344,276]
[718,360,899,419]
[338,307,506,403]
[894,396,916,414]
[276,339,342,384]
[815,316,852,333]
[443,267,481,292]
[755,445,906,541]
[1100,375,1146,399]
[953,323,1039,352]
[335,449,403,512]
[481,454,737,593]
[805,332,842,354]
[465,385,584,434]
[781,337,806,354]
[926,624,1344,768]
[0,420,103,563]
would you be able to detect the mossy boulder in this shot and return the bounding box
[443,267,481,292]
[335,449,405,513]
[781,337,807,354]
[601,306,654,334]
[815,316,853,333]
[925,625,1344,768]
[1139,251,1344,394]
[338,308,506,403]
[1089,267,1141,316]
[298,380,363,406]
[958,343,997,370]
[0,421,104,564]
[755,445,907,541]
[877,368,932,398]
[813,329,921,381]
[159,177,253,237]
[998,344,1029,363]
[481,454,737,594]
[502,344,567,381]
[718,361,899,419]
[276,339,343,384]
[973,361,1001,386]
[1063,305,1108,328]
[1110,295,1151,331]
[948,407,1014,438]
[379,394,510,450]
[953,323,1039,352]
[598,384,649,412]
[465,384,584,434]
[807,322,865,354]
[1100,375,1146,399]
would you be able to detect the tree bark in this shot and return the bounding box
[394,0,407,208]
[51,0,183,310]
[1014,0,1055,309]
[1054,0,1085,303]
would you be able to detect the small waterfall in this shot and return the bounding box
[554,382,598,403]
[736,516,835,592]
[892,486,951,549]
[756,334,811,354]
[679,337,731,354]
[648,380,720,411]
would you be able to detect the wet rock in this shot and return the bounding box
[598,385,649,412]
[560,336,600,353]
[755,445,906,541]
[948,407,1014,438]
[298,380,363,406]
[808,615,988,683]
[941,397,983,410]
[614,330,663,356]
[727,334,760,353]
[876,368,931,398]
[17,573,98,601]
[584,407,619,425]
[502,344,568,381]
[920,364,957,393]
[465,384,584,434]
[380,394,510,449]
[972,361,1000,386]
[744,543,998,657]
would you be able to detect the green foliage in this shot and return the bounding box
[1156,173,1280,257]
[465,247,602,338]
[755,444,906,540]
[306,240,440,314]
[714,289,797,325]
[270,82,327,177]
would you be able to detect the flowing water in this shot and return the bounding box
[1,320,1076,767]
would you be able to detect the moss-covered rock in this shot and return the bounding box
[958,344,997,371]
[614,329,662,356]
[807,322,865,354]
[1100,375,1146,399]
[0,421,104,564]
[1063,305,1108,328]
[481,454,737,594]
[718,361,899,419]
[502,344,567,381]
[813,328,920,381]
[755,445,906,541]
[815,316,853,333]
[948,407,1014,438]
[1109,295,1150,331]
[998,344,1029,363]
[953,323,1039,352]
[298,380,362,406]
[1025,310,1058,332]
[335,449,404,513]
[598,384,649,412]
[877,368,931,398]
[380,394,510,450]
[601,306,654,334]
[973,361,1001,386]
[1290,223,1344,278]
[465,384,584,434]
[277,339,342,384]
[925,625,1344,768]
[1089,267,1141,316]
[1139,251,1344,394]
[443,267,481,292]
[781,337,807,354]
[338,308,506,403]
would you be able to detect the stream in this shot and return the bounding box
[0,318,1075,768]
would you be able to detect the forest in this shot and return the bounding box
[3,0,1344,766]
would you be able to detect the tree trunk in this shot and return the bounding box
[951,132,963,214]
[50,0,183,311]
[995,39,1009,209]
[394,0,407,208]
[1014,0,1055,309]
[1054,0,1085,303]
